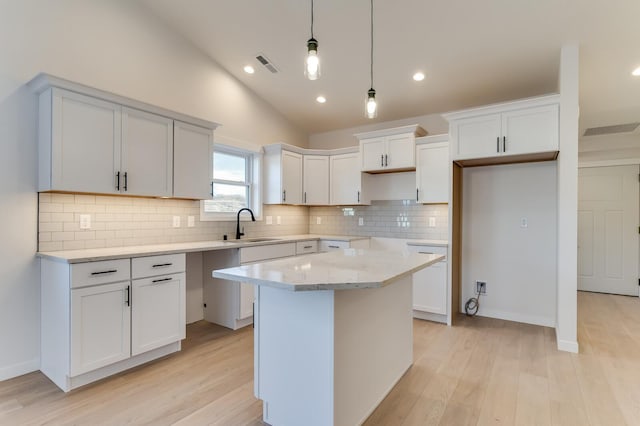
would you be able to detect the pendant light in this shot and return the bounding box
[365,0,377,118]
[305,0,320,80]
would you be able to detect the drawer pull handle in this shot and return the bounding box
[328,245,340,249]
[91,269,117,276]
[303,245,313,249]
[418,251,434,255]
[152,277,173,283]
[152,263,173,268]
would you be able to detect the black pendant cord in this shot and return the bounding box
[370,0,374,90]
[311,0,314,39]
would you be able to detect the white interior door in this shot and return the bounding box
[578,165,639,296]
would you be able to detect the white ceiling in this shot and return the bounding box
[139,0,640,137]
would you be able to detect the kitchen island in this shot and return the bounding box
[213,248,444,426]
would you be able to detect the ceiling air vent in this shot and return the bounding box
[583,122,640,136]
[255,53,279,74]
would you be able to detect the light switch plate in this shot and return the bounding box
[266,216,273,225]
[187,216,195,227]
[79,214,91,230]
[316,216,322,225]
[276,216,282,225]
[358,217,364,226]
[172,216,181,228]
[428,217,436,227]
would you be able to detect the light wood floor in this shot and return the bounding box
[1,291,639,425]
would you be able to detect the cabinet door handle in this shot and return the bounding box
[357,190,360,203]
[283,190,286,202]
[152,263,173,268]
[303,245,313,249]
[210,181,214,197]
[385,154,388,167]
[116,172,120,191]
[496,137,500,153]
[152,277,173,283]
[304,192,307,204]
[381,154,384,167]
[416,188,419,202]
[123,172,128,192]
[125,285,130,306]
[328,245,340,249]
[503,136,506,152]
[91,269,117,276]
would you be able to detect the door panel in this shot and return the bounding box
[578,165,639,296]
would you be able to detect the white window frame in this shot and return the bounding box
[200,144,262,221]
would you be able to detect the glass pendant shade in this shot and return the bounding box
[305,38,320,80]
[366,88,377,119]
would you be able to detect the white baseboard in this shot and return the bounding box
[557,338,579,353]
[0,357,40,381]
[413,310,447,324]
[475,308,555,328]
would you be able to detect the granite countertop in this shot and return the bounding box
[405,239,448,247]
[212,248,444,291]
[37,234,370,263]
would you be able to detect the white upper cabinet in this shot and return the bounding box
[356,125,426,173]
[445,95,559,166]
[303,155,329,205]
[42,88,122,194]
[121,107,173,197]
[173,121,214,199]
[416,135,449,204]
[330,151,369,205]
[30,74,218,198]
[264,145,303,204]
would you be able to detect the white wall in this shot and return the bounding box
[461,162,557,327]
[0,0,306,380]
[309,113,448,149]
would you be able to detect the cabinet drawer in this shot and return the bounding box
[407,245,447,260]
[132,253,186,279]
[71,259,131,288]
[296,240,318,255]
[319,240,350,251]
[240,243,296,264]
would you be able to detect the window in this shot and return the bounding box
[201,145,261,220]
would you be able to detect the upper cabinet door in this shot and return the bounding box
[281,150,303,204]
[451,113,501,160]
[386,133,415,170]
[501,104,559,156]
[416,141,449,204]
[121,107,173,197]
[50,89,121,194]
[173,121,214,199]
[330,153,361,205]
[360,137,387,171]
[303,155,329,205]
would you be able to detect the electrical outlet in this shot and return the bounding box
[172,216,181,228]
[358,217,364,226]
[428,217,436,227]
[79,214,91,230]
[266,216,273,225]
[187,216,195,227]
[520,217,528,228]
[316,216,322,225]
[476,281,487,294]
[276,216,281,225]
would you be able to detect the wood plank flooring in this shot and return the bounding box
[1,291,638,425]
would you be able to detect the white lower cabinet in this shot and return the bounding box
[41,254,186,392]
[70,281,131,376]
[408,245,448,322]
[318,238,370,252]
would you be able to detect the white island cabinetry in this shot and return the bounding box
[407,244,448,323]
[213,249,444,426]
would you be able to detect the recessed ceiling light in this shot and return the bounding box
[413,72,425,82]
[632,67,640,76]
[316,96,326,104]
[243,65,255,74]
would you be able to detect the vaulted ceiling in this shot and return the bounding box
[139,0,640,138]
